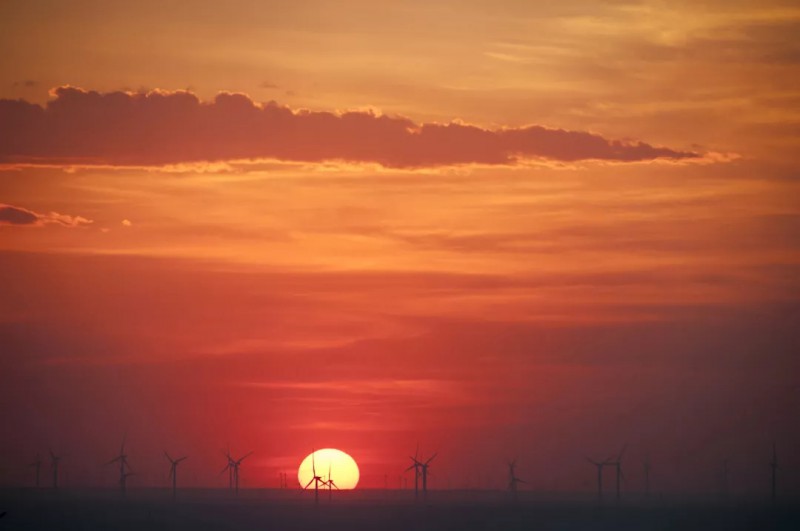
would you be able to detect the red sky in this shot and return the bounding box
[1,0,798,494]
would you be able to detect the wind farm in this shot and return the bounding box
[0,0,798,529]
[1,438,798,531]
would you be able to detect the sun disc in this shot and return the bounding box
[297,448,359,490]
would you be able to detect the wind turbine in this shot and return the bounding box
[227,450,253,495]
[507,459,527,500]
[587,454,613,502]
[49,450,62,490]
[405,445,423,499]
[323,463,339,501]
[769,443,778,502]
[303,450,326,504]
[408,447,437,498]
[607,445,627,502]
[165,452,187,499]
[107,437,132,495]
[29,454,42,488]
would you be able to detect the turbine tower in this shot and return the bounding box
[507,458,527,500]
[303,450,326,505]
[323,463,339,501]
[165,452,187,499]
[420,453,436,495]
[29,454,42,488]
[769,443,778,502]
[49,450,62,490]
[107,437,132,495]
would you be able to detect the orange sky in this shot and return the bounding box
[1,0,798,493]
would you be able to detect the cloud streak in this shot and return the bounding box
[0,203,93,227]
[0,86,699,169]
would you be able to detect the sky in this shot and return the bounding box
[0,0,798,494]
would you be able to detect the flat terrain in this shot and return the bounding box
[1,489,798,530]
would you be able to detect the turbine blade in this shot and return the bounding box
[426,452,437,465]
[164,451,172,463]
[312,449,316,477]
[239,451,254,463]
[304,478,315,489]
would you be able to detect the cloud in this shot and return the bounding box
[0,204,39,225]
[0,86,700,169]
[0,203,93,227]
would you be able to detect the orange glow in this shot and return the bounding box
[0,0,797,494]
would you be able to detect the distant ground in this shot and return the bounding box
[1,489,798,530]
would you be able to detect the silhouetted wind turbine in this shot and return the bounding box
[29,454,42,488]
[507,458,526,500]
[405,445,423,499]
[769,443,778,502]
[303,450,326,504]
[323,463,339,501]
[409,448,437,498]
[228,450,253,495]
[607,445,627,502]
[165,452,187,499]
[587,455,613,502]
[107,437,131,495]
[49,450,62,490]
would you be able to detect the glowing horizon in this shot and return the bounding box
[0,0,797,493]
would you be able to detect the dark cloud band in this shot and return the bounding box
[0,86,699,168]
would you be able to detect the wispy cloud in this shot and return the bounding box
[238,378,454,394]
[0,203,93,227]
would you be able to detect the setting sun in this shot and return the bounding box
[298,449,359,490]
